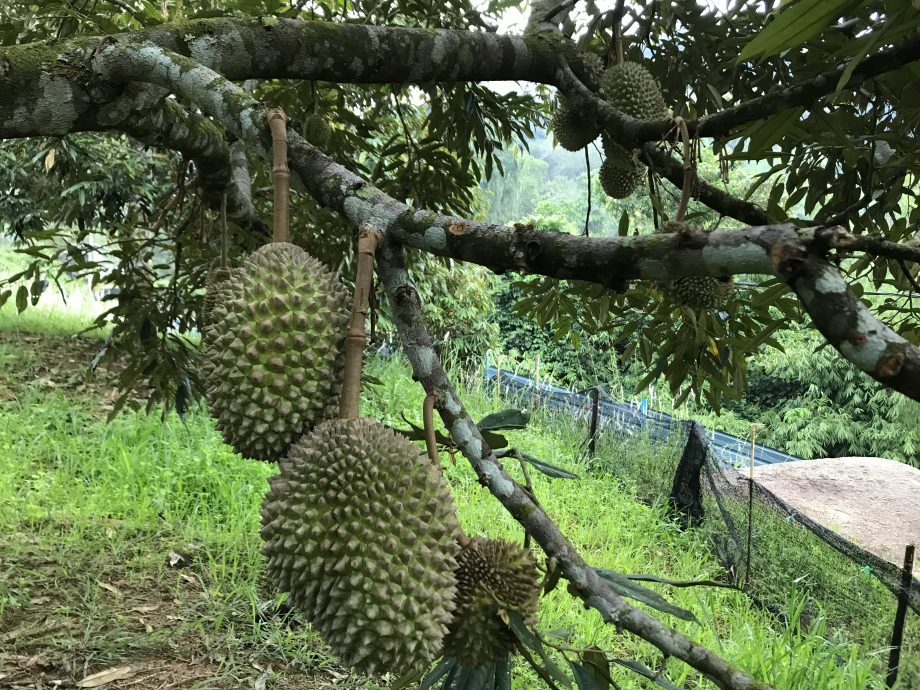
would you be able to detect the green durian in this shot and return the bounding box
[552,99,600,151]
[201,263,236,330]
[655,220,734,309]
[304,113,332,147]
[201,242,350,460]
[599,61,669,121]
[442,537,541,666]
[260,417,462,675]
[599,156,645,199]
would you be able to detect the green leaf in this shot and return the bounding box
[611,660,681,690]
[0,289,12,309]
[515,451,580,480]
[15,285,27,314]
[506,611,572,689]
[418,658,454,690]
[617,210,630,237]
[477,408,530,431]
[738,0,864,63]
[569,661,603,690]
[836,9,902,92]
[580,647,611,690]
[494,659,511,690]
[594,569,697,622]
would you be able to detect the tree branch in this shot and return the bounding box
[116,96,260,230]
[88,42,920,403]
[376,239,774,690]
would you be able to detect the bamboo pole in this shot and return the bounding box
[265,108,290,244]
[338,226,381,419]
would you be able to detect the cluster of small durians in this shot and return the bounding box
[552,57,669,200]
[199,240,542,675]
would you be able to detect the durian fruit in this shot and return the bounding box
[442,536,541,666]
[304,113,332,147]
[201,242,350,460]
[552,99,600,151]
[551,52,605,151]
[656,220,734,309]
[201,263,237,330]
[599,156,645,199]
[599,134,646,199]
[599,61,669,121]
[260,416,462,675]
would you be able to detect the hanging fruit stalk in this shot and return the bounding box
[266,107,290,244]
[423,392,439,462]
[338,226,380,419]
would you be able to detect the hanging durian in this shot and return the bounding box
[261,222,462,675]
[261,414,462,674]
[655,220,734,309]
[201,109,350,461]
[201,262,236,329]
[596,60,668,201]
[599,61,669,121]
[304,113,331,148]
[442,536,541,666]
[551,52,605,151]
[599,157,644,199]
[552,100,600,151]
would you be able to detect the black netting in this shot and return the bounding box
[485,367,918,679]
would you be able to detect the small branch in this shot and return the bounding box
[583,147,592,237]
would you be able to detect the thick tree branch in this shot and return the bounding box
[2,16,917,151]
[377,239,774,690]
[117,96,259,229]
[89,41,920,403]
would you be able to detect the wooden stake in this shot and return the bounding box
[265,108,290,244]
[423,393,438,462]
[338,227,381,420]
[886,544,916,687]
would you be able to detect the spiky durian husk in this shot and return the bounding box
[304,114,332,148]
[201,264,236,331]
[552,99,600,151]
[261,417,462,675]
[551,52,605,151]
[201,242,349,460]
[600,61,669,120]
[655,221,734,308]
[442,537,541,667]
[599,156,645,199]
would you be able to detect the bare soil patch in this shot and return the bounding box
[752,456,920,569]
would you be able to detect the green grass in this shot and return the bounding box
[0,320,916,689]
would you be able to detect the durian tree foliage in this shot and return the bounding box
[3,0,920,688]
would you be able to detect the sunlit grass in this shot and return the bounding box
[0,327,915,689]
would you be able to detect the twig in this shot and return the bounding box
[583,147,592,237]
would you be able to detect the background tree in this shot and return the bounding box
[2,1,920,688]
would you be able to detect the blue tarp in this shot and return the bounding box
[484,366,801,468]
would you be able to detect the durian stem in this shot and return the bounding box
[423,393,438,462]
[219,191,228,269]
[266,108,290,244]
[338,226,381,420]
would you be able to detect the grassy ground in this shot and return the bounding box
[0,304,916,689]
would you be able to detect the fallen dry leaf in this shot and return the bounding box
[130,604,159,614]
[96,581,122,596]
[77,665,137,688]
